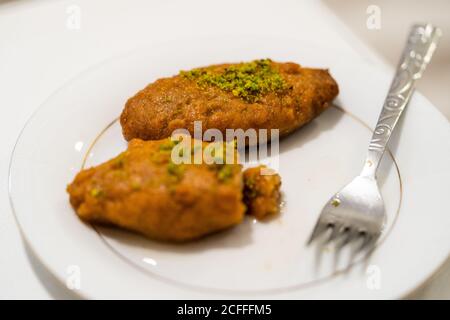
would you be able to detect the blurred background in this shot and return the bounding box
[324,0,449,119]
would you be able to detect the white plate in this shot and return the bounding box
[9,36,450,299]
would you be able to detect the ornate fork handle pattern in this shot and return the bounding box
[361,24,442,177]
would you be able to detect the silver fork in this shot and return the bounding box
[308,24,441,250]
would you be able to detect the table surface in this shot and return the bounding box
[0,0,448,299]
[323,0,450,120]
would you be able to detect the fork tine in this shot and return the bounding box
[326,223,342,243]
[359,233,372,250]
[336,227,358,249]
[355,231,378,254]
[307,220,328,245]
[343,232,368,271]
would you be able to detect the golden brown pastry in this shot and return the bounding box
[243,165,282,220]
[67,138,245,242]
[120,59,339,142]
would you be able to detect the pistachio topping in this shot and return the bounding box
[167,161,185,179]
[180,59,287,102]
[159,140,176,151]
[217,164,234,182]
[90,187,104,198]
[243,177,258,198]
[131,181,141,191]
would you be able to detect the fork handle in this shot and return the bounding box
[360,23,441,178]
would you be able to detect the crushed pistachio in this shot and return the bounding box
[209,140,238,164]
[245,176,255,188]
[244,177,258,198]
[180,59,287,102]
[150,152,168,164]
[90,187,104,198]
[131,181,141,191]
[217,165,234,182]
[162,96,173,103]
[159,142,174,151]
[159,138,180,152]
[167,162,185,179]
